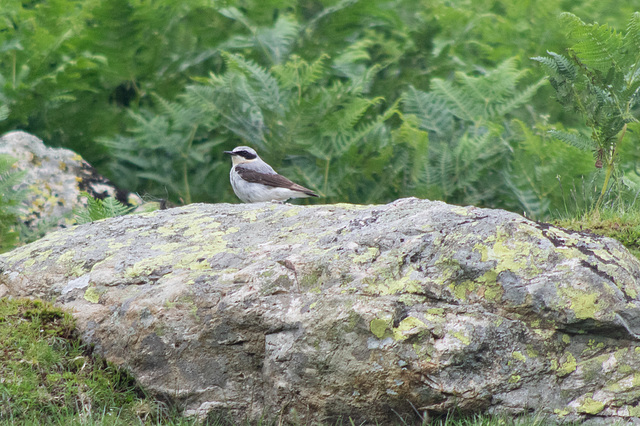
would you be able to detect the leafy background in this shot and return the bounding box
[2,0,640,219]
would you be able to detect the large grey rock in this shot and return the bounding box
[0,131,141,233]
[2,198,640,423]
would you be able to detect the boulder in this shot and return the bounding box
[0,131,142,233]
[1,198,640,424]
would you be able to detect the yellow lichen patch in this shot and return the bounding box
[511,351,526,362]
[370,318,389,339]
[183,218,222,237]
[557,286,606,320]
[485,226,544,275]
[449,280,478,300]
[176,253,211,271]
[281,207,302,218]
[392,316,428,341]
[108,241,127,251]
[381,274,422,295]
[577,396,605,415]
[557,353,577,377]
[242,210,258,222]
[353,247,379,264]
[451,206,470,216]
[84,286,103,303]
[150,242,185,252]
[452,331,470,345]
[508,374,521,383]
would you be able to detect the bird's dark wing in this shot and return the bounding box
[235,166,319,197]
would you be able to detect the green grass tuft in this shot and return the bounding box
[0,298,194,425]
[555,209,640,259]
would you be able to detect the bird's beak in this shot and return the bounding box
[223,151,236,155]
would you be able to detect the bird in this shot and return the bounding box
[224,146,319,203]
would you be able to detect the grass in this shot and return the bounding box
[0,298,194,425]
[554,208,640,259]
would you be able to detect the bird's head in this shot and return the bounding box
[224,146,259,166]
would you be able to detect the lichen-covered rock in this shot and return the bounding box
[2,198,640,424]
[0,131,141,232]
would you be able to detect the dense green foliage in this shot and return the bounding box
[3,0,640,222]
[534,12,640,210]
[0,155,25,251]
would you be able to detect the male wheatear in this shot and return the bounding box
[224,146,319,203]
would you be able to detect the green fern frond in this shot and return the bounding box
[75,192,132,224]
[222,52,281,109]
[0,155,24,194]
[561,12,624,72]
[272,54,328,92]
[401,86,453,136]
[218,7,253,30]
[456,57,524,106]
[502,172,550,219]
[255,15,299,64]
[322,96,383,133]
[531,51,578,80]
[495,77,547,116]
[430,78,480,122]
[625,12,640,53]
[548,130,593,151]
[0,104,8,121]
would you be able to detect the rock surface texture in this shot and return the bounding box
[2,199,640,424]
[0,131,141,232]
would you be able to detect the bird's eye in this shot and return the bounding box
[237,150,257,159]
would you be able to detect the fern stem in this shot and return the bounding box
[12,51,16,89]
[323,157,330,195]
[182,125,197,205]
[595,123,626,211]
